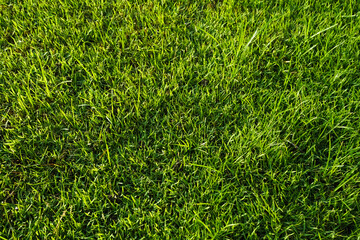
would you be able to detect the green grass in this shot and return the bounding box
[1,0,360,239]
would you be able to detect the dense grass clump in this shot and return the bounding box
[1,0,360,239]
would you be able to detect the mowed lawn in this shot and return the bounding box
[1,0,360,239]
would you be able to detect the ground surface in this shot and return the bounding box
[1,0,360,239]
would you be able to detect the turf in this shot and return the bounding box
[1,0,360,239]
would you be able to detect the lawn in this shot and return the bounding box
[1,0,360,239]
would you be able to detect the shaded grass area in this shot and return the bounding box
[1,0,360,239]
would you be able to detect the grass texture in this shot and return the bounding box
[1,0,360,239]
